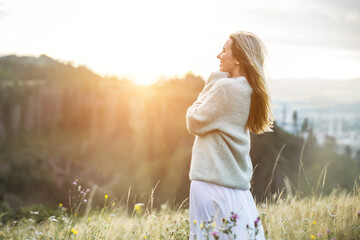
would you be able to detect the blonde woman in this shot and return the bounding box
[186,31,274,239]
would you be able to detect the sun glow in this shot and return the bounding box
[1,0,359,85]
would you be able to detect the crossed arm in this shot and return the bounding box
[186,72,230,136]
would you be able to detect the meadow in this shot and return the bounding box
[0,177,359,240]
[1,56,360,240]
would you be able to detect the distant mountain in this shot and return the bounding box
[0,54,102,82]
[269,77,360,104]
[0,54,60,67]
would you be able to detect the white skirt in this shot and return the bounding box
[189,180,266,240]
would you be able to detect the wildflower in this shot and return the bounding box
[74,213,77,217]
[317,233,323,237]
[73,181,77,186]
[254,216,260,227]
[231,213,239,220]
[71,228,78,235]
[310,235,316,239]
[193,220,197,225]
[86,188,90,193]
[327,229,331,234]
[200,224,204,229]
[105,194,108,199]
[59,203,63,207]
[312,221,316,225]
[134,203,145,215]
[212,222,216,227]
[143,236,146,239]
[211,230,219,237]
[88,217,91,220]
[83,199,87,203]
[107,218,111,222]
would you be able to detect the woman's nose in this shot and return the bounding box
[217,53,221,59]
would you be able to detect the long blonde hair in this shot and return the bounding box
[229,31,274,134]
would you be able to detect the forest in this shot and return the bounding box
[0,54,359,222]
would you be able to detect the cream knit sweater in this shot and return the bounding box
[186,71,253,190]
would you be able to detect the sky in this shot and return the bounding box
[1,0,360,85]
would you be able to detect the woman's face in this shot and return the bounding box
[217,38,239,74]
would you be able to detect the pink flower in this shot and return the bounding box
[211,231,218,237]
[254,216,260,227]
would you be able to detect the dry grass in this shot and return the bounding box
[0,177,359,240]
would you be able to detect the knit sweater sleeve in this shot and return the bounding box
[186,80,229,136]
[196,71,230,102]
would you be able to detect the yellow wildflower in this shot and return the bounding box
[310,235,316,239]
[71,228,78,235]
[59,203,63,207]
[134,203,145,215]
[193,220,197,224]
[213,222,216,227]
[88,217,91,220]
[200,224,203,229]
[313,221,316,225]
[105,194,108,199]
[107,218,111,221]
[74,213,77,217]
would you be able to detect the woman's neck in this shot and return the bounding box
[229,68,246,78]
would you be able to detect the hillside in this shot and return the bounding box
[0,54,359,216]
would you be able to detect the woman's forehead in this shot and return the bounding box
[224,38,233,49]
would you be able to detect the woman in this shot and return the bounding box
[186,31,274,239]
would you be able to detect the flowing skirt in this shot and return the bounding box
[189,180,266,240]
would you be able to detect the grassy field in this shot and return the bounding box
[0,177,359,240]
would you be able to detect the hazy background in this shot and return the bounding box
[0,0,360,219]
[1,0,360,85]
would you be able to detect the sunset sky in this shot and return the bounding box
[1,0,359,85]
